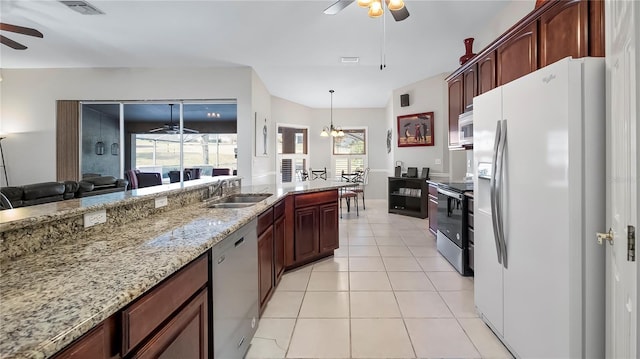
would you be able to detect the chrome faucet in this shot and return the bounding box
[208,179,228,199]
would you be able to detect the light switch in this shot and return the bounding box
[155,196,168,208]
[84,209,107,228]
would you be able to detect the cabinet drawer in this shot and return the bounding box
[122,254,208,355]
[295,190,337,208]
[467,198,474,213]
[428,185,438,197]
[258,207,274,235]
[468,212,474,228]
[274,199,285,219]
[468,227,474,244]
[468,243,474,271]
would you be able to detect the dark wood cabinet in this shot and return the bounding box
[286,190,339,268]
[131,289,208,359]
[497,21,538,86]
[52,316,118,359]
[428,183,438,236]
[319,203,339,252]
[539,0,588,67]
[477,51,496,95]
[294,206,320,262]
[388,177,428,219]
[448,74,464,148]
[463,64,477,112]
[274,210,285,285]
[258,225,274,308]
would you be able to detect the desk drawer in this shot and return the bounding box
[428,184,438,197]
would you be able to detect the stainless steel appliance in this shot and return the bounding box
[436,183,472,276]
[458,111,473,146]
[211,219,259,359]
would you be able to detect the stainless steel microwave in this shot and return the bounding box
[458,111,473,146]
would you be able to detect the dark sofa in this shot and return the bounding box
[0,176,128,209]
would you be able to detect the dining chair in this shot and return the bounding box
[339,170,359,218]
[351,167,369,209]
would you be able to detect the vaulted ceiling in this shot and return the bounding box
[0,0,511,108]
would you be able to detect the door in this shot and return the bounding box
[605,0,638,357]
[319,203,339,253]
[258,226,274,307]
[472,86,504,337]
[294,206,319,262]
[497,22,537,86]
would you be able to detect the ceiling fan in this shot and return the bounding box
[149,104,199,134]
[0,22,43,50]
[324,0,409,21]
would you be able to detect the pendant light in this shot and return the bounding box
[95,113,105,155]
[321,90,344,137]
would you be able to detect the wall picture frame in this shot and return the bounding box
[397,112,434,147]
[255,112,268,157]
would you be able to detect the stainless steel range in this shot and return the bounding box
[436,182,473,276]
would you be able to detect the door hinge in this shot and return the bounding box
[628,225,636,262]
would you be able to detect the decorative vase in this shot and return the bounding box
[459,37,476,65]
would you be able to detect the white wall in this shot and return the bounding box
[0,66,253,186]
[474,0,536,50]
[251,70,274,185]
[391,73,450,176]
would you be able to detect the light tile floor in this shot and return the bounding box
[246,199,513,359]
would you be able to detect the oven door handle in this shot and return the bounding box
[490,121,503,265]
[437,188,462,200]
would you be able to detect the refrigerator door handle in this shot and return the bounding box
[496,120,508,268]
[490,121,503,264]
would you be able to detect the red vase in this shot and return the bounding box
[459,37,476,65]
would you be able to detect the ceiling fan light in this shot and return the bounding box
[357,0,372,7]
[368,1,383,17]
[387,0,404,11]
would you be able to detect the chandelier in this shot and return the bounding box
[358,0,405,18]
[321,90,344,137]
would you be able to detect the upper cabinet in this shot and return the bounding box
[497,22,538,86]
[539,0,589,67]
[445,0,604,146]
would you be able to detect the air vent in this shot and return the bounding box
[341,57,360,64]
[60,1,104,15]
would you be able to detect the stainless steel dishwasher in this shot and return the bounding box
[211,218,259,359]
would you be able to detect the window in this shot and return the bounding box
[277,125,309,183]
[332,128,367,179]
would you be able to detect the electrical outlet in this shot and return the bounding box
[435,158,442,165]
[83,209,107,228]
[155,196,168,208]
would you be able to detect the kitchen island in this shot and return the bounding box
[0,178,352,359]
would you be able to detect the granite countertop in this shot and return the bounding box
[0,180,349,359]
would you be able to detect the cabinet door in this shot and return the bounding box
[539,0,588,67]
[294,206,319,262]
[463,64,477,112]
[52,317,117,359]
[497,22,537,86]
[258,225,274,307]
[132,289,208,359]
[274,215,285,285]
[428,197,438,235]
[318,203,339,253]
[448,74,464,147]
[477,51,496,95]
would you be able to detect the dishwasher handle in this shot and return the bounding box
[217,255,226,264]
[235,237,245,247]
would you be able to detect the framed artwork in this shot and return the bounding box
[397,112,434,147]
[255,112,268,157]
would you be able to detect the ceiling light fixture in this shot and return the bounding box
[321,90,344,138]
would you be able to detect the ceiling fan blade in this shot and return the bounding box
[323,0,354,15]
[183,128,200,134]
[0,35,27,50]
[389,6,409,21]
[0,23,43,38]
[148,127,164,133]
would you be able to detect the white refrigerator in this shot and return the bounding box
[473,57,606,358]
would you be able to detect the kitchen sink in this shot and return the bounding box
[207,193,272,208]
